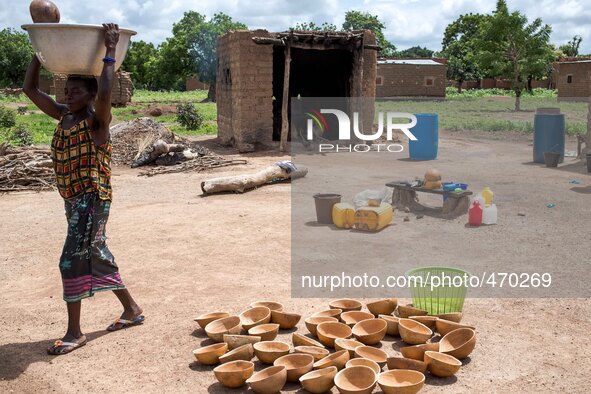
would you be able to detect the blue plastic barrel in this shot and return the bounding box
[409,113,438,160]
[533,113,565,164]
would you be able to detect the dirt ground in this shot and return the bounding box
[0,131,590,393]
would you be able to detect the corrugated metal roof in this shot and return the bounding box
[558,60,591,64]
[378,59,444,66]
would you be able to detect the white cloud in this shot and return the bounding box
[1,0,590,52]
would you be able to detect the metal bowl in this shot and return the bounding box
[21,23,136,76]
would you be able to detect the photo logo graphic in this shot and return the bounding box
[305,110,329,135]
[305,109,418,153]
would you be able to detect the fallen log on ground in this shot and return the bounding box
[201,161,307,194]
[131,140,188,167]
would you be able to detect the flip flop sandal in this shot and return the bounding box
[47,339,87,355]
[107,314,145,331]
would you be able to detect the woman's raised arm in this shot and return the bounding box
[22,55,67,120]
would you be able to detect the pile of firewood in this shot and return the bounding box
[110,117,247,176]
[0,142,55,192]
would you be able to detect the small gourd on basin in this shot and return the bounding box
[29,0,60,23]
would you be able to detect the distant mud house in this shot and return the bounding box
[376,59,447,97]
[555,59,591,100]
[216,29,378,152]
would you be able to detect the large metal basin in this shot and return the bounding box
[21,23,137,76]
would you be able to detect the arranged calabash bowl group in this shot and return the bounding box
[191,298,477,392]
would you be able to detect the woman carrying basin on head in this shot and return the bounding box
[23,23,144,355]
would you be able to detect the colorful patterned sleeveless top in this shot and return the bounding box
[50,115,112,201]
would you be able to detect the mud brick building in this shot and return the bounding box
[376,59,446,97]
[186,74,209,91]
[216,29,378,152]
[54,71,134,106]
[555,60,591,100]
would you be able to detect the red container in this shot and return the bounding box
[469,201,483,227]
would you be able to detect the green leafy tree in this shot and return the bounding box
[186,12,247,102]
[150,11,207,90]
[342,11,396,58]
[396,46,434,58]
[441,13,487,93]
[291,22,338,32]
[559,35,582,57]
[121,40,159,89]
[0,28,33,88]
[478,0,553,110]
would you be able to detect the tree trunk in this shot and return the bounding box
[457,79,463,93]
[514,90,521,111]
[206,82,216,102]
[527,76,533,93]
[280,42,291,153]
[512,54,521,111]
[201,163,307,194]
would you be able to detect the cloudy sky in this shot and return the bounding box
[3,0,591,53]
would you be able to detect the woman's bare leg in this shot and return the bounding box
[110,289,143,329]
[47,301,86,354]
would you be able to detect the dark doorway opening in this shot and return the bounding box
[272,47,354,141]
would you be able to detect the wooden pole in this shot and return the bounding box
[280,41,291,152]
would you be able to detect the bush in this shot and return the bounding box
[445,87,557,98]
[0,106,17,128]
[176,102,204,130]
[8,125,33,146]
